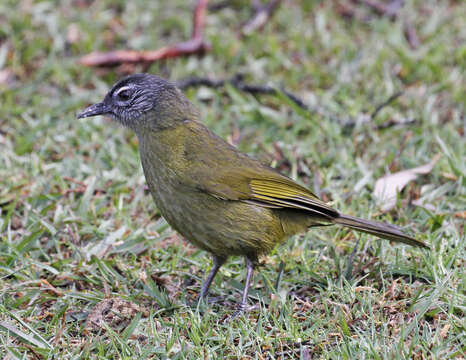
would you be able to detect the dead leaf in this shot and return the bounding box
[440,323,451,338]
[83,298,148,334]
[373,155,440,212]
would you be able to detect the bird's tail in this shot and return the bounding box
[333,214,429,249]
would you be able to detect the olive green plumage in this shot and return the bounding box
[78,74,428,312]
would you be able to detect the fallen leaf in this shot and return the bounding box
[83,298,148,334]
[373,155,440,212]
[440,323,451,338]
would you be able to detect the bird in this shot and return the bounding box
[78,73,428,314]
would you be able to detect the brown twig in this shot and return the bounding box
[79,0,210,67]
[176,74,309,112]
[241,0,283,36]
[40,279,64,297]
[193,0,209,40]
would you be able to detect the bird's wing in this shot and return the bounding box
[184,120,338,219]
[246,177,339,219]
[197,164,339,220]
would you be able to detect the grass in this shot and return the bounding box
[0,0,465,358]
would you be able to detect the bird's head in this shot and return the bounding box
[78,74,197,132]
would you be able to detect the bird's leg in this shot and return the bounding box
[233,256,257,316]
[197,255,226,301]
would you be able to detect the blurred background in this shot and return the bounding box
[0,0,464,358]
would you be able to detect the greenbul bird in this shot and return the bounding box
[78,74,428,313]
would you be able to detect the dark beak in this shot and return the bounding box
[77,102,111,119]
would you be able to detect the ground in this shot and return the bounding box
[0,0,464,359]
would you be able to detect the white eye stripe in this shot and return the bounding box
[115,86,132,97]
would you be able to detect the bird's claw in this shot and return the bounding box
[230,302,258,319]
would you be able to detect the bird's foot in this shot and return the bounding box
[230,302,258,319]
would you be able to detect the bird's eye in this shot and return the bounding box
[117,89,131,101]
[114,86,133,102]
